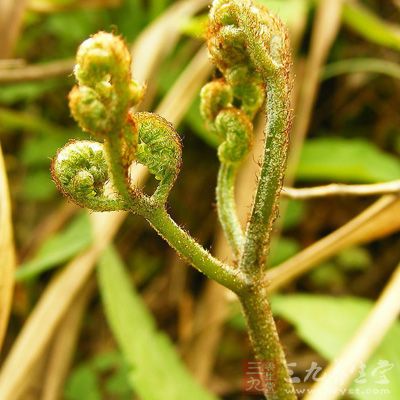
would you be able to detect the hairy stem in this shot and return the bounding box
[144,207,247,293]
[104,136,147,213]
[238,78,294,399]
[103,138,132,203]
[239,286,296,400]
[204,2,295,398]
[240,78,290,276]
[216,162,244,257]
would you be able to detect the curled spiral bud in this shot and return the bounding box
[201,0,290,163]
[225,65,265,119]
[54,32,186,213]
[200,80,233,127]
[208,24,247,69]
[215,108,253,164]
[51,140,126,211]
[208,0,291,83]
[212,0,236,25]
[220,0,291,78]
[69,31,145,138]
[127,111,182,205]
[208,0,240,72]
[69,86,109,135]
[75,32,130,86]
[209,0,293,281]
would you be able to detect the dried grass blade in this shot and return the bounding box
[267,195,400,292]
[41,282,95,400]
[305,260,400,400]
[0,145,15,352]
[286,0,343,180]
[0,212,126,400]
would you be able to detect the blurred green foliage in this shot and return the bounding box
[16,213,92,281]
[98,246,217,400]
[4,1,400,399]
[65,351,132,400]
[272,294,400,400]
[297,138,400,183]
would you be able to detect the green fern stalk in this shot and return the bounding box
[203,1,295,398]
[51,1,297,397]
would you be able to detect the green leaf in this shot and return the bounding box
[149,0,171,20]
[281,200,305,231]
[16,213,92,281]
[272,294,400,400]
[65,351,132,400]
[90,351,124,371]
[97,246,218,400]
[336,246,371,272]
[308,262,346,288]
[343,2,400,52]
[64,365,102,400]
[92,351,132,398]
[261,0,311,27]
[105,367,132,399]
[20,131,77,167]
[43,10,107,53]
[22,169,57,201]
[0,107,78,138]
[322,58,400,81]
[109,0,146,41]
[64,351,133,400]
[268,237,300,267]
[184,97,221,148]
[0,81,62,105]
[181,14,208,39]
[297,138,400,183]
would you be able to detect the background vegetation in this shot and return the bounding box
[0,0,399,399]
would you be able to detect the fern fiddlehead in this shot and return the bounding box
[51,1,296,396]
[203,1,296,399]
[51,31,246,293]
[127,111,182,206]
[51,140,128,211]
[201,0,267,258]
[54,31,184,211]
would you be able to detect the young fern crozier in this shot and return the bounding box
[203,0,295,398]
[52,0,296,398]
[51,31,246,293]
